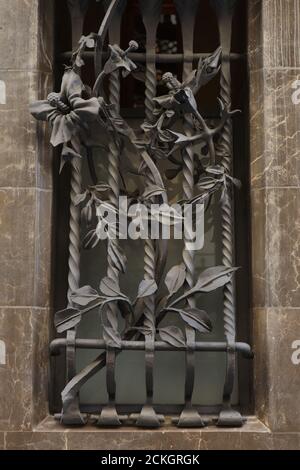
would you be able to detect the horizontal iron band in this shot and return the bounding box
[50,338,253,358]
[59,51,244,64]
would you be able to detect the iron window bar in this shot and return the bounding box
[58,51,244,63]
[43,0,253,429]
[50,339,253,356]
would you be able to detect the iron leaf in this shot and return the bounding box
[159,326,185,348]
[55,307,81,333]
[165,263,186,296]
[194,266,239,293]
[137,279,158,299]
[100,276,123,297]
[57,316,82,333]
[168,266,239,308]
[196,176,219,191]
[74,191,88,206]
[142,184,165,200]
[178,308,212,333]
[103,326,122,349]
[69,285,100,306]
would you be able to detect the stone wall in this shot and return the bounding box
[249,0,300,433]
[0,0,299,450]
[0,0,54,432]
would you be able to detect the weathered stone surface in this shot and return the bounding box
[0,308,49,431]
[265,308,300,431]
[253,308,300,432]
[253,309,269,424]
[248,0,263,71]
[251,190,267,308]
[5,432,66,450]
[66,430,173,451]
[250,69,300,189]
[263,0,300,69]
[0,432,4,450]
[0,188,52,307]
[273,433,300,450]
[34,417,267,450]
[0,0,53,72]
[239,432,273,450]
[200,432,242,450]
[0,189,36,306]
[265,189,300,307]
[0,71,53,189]
[37,0,54,74]
[33,189,53,308]
[249,69,264,188]
[32,307,50,426]
[249,0,300,70]
[3,428,300,450]
[251,188,300,307]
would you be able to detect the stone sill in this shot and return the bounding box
[36,415,269,434]
[3,417,300,449]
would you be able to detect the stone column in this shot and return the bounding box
[0,0,54,433]
[249,0,300,432]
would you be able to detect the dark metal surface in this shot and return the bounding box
[50,338,253,357]
[30,0,252,428]
[210,0,244,427]
[173,0,205,429]
[60,51,244,63]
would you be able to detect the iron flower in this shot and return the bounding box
[30,69,100,147]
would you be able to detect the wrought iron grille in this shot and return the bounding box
[31,0,253,428]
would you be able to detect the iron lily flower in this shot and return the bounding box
[30,69,100,147]
[103,42,138,77]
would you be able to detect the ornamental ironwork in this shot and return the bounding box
[31,0,253,428]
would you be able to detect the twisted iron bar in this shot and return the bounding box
[140,0,162,123]
[66,0,87,298]
[182,117,196,311]
[144,69,156,120]
[96,0,128,427]
[210,0,243,426]
[140,0,161,326]
[173,0,206,428]
[107,72,122,283]
[174,0,198,310]
[218,70,236,341]
[67,158,82,296]
[59,0,90,426]
[136,0,163,428]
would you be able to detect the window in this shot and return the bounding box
[48,0,252,427]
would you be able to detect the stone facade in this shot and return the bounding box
[0,0,300,449]
[0,0,53,434]
[249,0,300,434]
